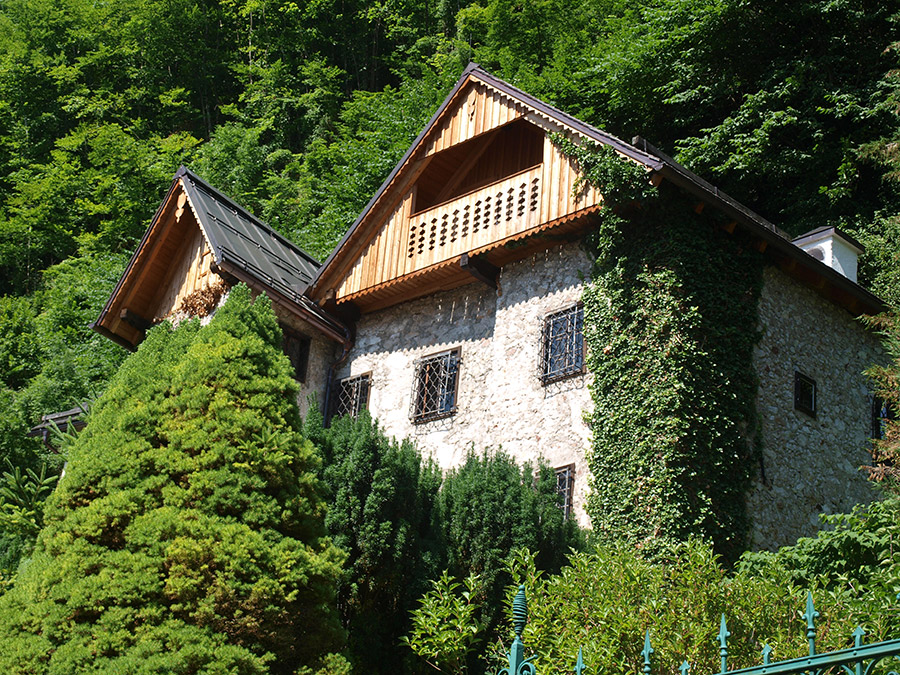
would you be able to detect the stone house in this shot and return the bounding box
[92,64,887,549]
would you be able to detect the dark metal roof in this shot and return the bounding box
[178,167,320,303]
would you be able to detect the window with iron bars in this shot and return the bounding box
[410,348,460,423]
[540,304,584,385]
[330,373,371,421]
[555,464,575,519]
[872,396,894,440]
[281,328,310,383]
[794,371,816,417]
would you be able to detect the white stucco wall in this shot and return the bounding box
[335,241,595,525]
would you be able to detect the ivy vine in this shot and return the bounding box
[556,137,765,561]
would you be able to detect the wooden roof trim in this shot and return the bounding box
[178,177,219,265]
[90,175,186,347]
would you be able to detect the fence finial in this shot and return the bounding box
[574,647,586,675]
[513,585,528,637]
[718,615,730,674]
[501,585,534,675]
[805,592,819,657]
[643,630,654,675]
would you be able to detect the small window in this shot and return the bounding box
[331,374,371,421]
[282,329,310,383]
[872,396,894,440]
[541,304,584,385]
[555,464,575,519]
[794,371,816,417]
[411,349,461,423]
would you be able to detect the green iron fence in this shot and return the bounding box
[495,588,900,675]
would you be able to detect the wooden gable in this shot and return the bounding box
[93,178,226,349]
[307,66,654,314]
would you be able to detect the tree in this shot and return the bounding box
[304,408,442,673]
[0,285,344,674]
[436,450,581,642]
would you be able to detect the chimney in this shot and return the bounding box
[792,226,864,283]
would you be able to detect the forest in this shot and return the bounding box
[0,0,900,673]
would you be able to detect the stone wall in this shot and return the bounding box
[334,244,887,545]
[748,265,885,549]
[335,241,595,525]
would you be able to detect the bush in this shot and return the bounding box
[304,408,442,673]
[0,286,344,674]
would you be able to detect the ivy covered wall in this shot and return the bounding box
[564,141,766,561]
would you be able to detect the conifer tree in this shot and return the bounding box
[0,285,344,674]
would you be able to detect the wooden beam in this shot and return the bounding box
[432,137,494,204]
[722,221,737,234]
[650,172,664,187]
[694,201,706,214]
[460,252,499,290]
[756,240,768,253]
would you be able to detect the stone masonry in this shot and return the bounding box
[748,266,885,549]
[332,242,887,545]
[334,240,595,525]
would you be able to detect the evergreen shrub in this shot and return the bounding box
[0,286,344,674]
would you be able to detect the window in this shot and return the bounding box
[281,329,310,383]
[331,374,371,420]
[541,304,584,384]
[872,396,894,439]
[794,371,816,417]
[411,349,461,423]
[555,464,575,519]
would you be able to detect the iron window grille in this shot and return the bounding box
[331,373,371,420]
[555,464,575,519]
[794,371,817,417]
[281,328,310,383]
[540,304,584,385]
[871,396,894,440]
[411,348,461,423]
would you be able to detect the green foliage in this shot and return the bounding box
[739,497,900,601]
[303,407,442,673]
[408,538,899,675]
[558,139,764,561]
[0,286,344,673]
[402,571,484,675]
[863,311,900,488]
[437,450,582,641]
[514,542,894,675]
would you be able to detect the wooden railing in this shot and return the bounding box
[405,165,542,266]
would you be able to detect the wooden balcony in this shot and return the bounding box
[405,164,543,271]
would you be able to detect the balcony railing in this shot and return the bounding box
[406,165,542,265]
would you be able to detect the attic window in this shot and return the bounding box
[281,329,310,383]
[794,371,816,417]
[413,119,543,214]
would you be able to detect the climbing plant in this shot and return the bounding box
[556,138,765,561]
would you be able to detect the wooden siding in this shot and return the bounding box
[153,219,220,321]
[424,82,525,156]
[334,130,603,302]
